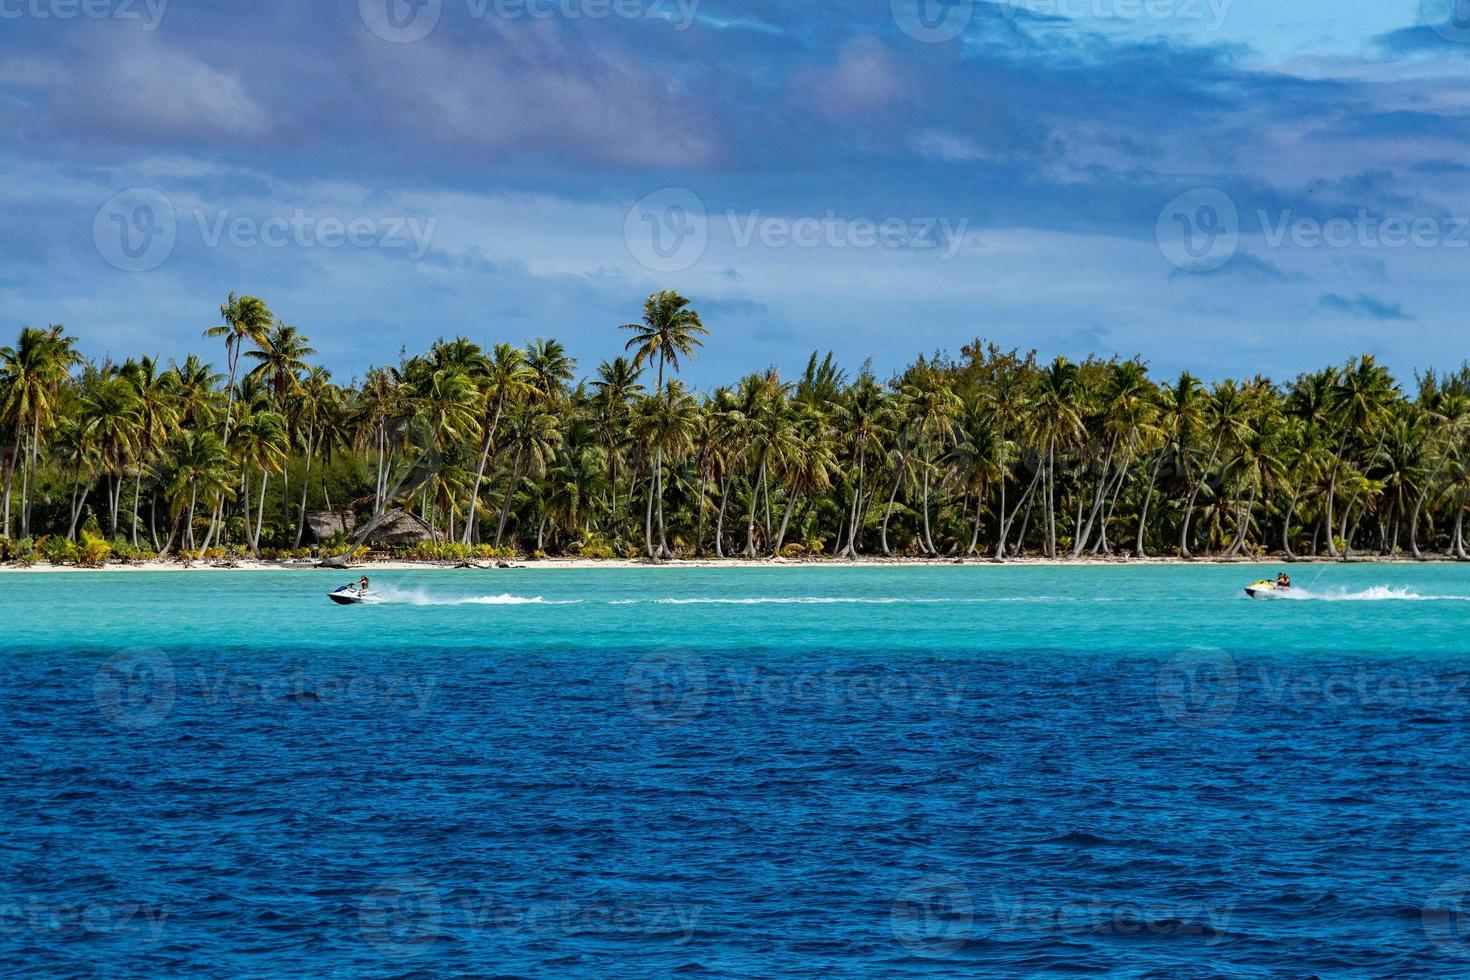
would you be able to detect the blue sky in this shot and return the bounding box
[2,0,1468,387]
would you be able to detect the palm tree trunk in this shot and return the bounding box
[1179,438,1222,558]
[1,432,18,538]
[1073,440,1115,558]
[997,466,1042,560]
[495,457,523,548]
[253,471,270,555]
[694,471,709,557]
[645,455,658,560]
[746,459,766,558]
[1281,488,1300,560]
[714,474,730,558]
[920,464,937,555]
[293,427,317,550]
[880,465,902,557]
[1134,451,1165,557]
[186,486,198,551]
[130,469,143,546]
[773,485,800,556]
[462,398,505,545]
[20,425,34,538]
[1045,440,1057,558]
[1225,482,1257,556]
[966,490,985,556]
[841,448,866,559]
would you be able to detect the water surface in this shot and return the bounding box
[4,564,1469,976]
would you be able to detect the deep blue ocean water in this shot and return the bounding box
[4,563,1470,977]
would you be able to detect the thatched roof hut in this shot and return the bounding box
[355,508,436,546]
[304,509,355,543]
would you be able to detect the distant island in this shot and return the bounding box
[0,290,1463,568]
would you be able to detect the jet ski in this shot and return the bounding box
[1244,580,1290,600]
[328,584,373,605]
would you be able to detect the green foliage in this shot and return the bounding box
[109,539,156,563]
[38,535,78,564]
[76,530,111,568]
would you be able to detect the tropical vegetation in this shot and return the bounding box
[3,290,1470,564]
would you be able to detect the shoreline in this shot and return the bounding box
[0,554,1463,573]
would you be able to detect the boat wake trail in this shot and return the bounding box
[371,586,580,606]
[1281,586,1468,602]
[651,597,995,605]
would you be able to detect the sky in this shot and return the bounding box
[2,0,1469,388]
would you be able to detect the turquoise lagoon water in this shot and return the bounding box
[5,563,1470,975]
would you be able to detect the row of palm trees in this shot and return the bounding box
[3,290,1470,561]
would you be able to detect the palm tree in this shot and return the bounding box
[232,403,288,554]
[119,356,178,546]
[621,291,708,559]
[463,343,534,545]
[77,374,143,536]
[590,356,644,535]
[1029,357,1086,558]
[204,293,272,445]
[0,325,80,537]
[159,430,232,556]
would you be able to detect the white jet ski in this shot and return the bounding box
[328,584,376,605]
[1244,579,1291,600]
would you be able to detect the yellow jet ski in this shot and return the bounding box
[1244,579,1290,600]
